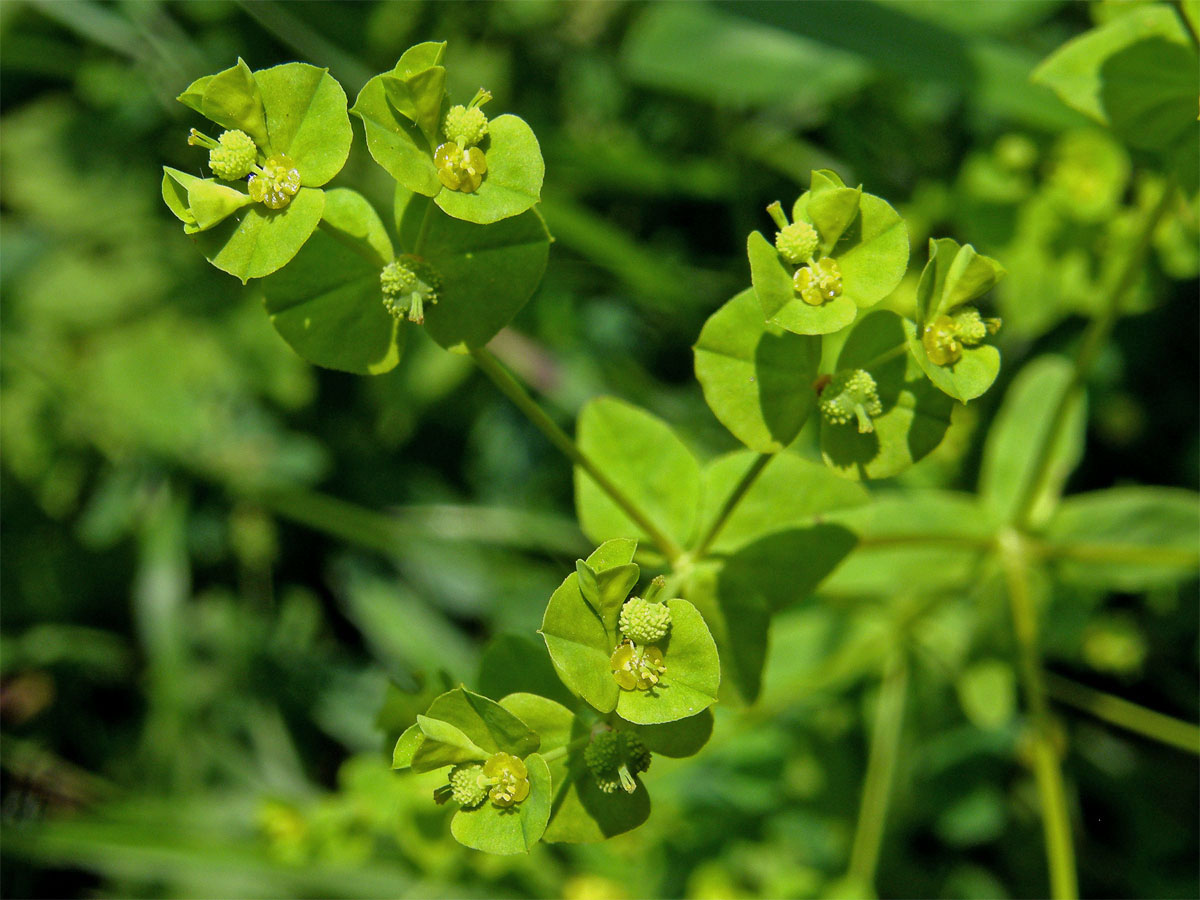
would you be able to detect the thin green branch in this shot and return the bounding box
[1000,530,1078,900]
[469,347,685,564]
[1045,672,1200,755]
[693,453,774,558]
[847,648,909,892]
[1013,177,1178,530]
[540,735,591,765]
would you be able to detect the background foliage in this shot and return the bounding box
[1,1,1197,897]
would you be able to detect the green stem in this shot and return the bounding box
[540,735,591,765]
[847,647,908,891]
[1012,177,1177,530]
[469,347,685,564]
[693,453,774,559]
[1000,530,1078,900]
[413,198,436,257]
[1044,673,1200,755]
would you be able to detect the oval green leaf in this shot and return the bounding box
[259,192,403,374]
[395,190,551,350]
[541,570,620,714]
[694,287,821,453]
[254,62,353,187]
[352,74,441,196]
[194,186,325,283]
[574,397,702,547]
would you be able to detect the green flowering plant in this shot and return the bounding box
[351,42,544,225]
[746,170,909,335]
[145,22,1200,888]
[162,59,352,282]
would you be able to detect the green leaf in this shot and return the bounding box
[1032,4,1196,148]
[422,686,541,759]
[394,189,551,350]
[498,693,651,844]
[574,397,702,547]
[450,752,552,854]
[259,191,403,374]
[392,723,422,769]
[980,355,1085,527]
[478,635,578,709]
[198,58,270,151]
[253,62,353,187]
[395,41,448,74]
[632,709,714,758]
[693,288,821,452]
[194,186,326,283]
[381,65,447,146]
[693,525,856,702]
[805,183,861,253]
[821,492,991,597]
[434,115,545,225]
[823,191,909,310]
[1044,487,1200,590]
[352,74,441,196]
[1099,37,1200,151]
[697,450,868,555]
[957,660,1016,731]
[316,187,394,268]
[176,74,211,116]
[575,559,640,635]
[161,168,251,233]
[820,311,955,480]
[411,715,490,772]
[615,598,720,725]
[541,569,621,714]
[749,230,856,335]
[906,318,1000,404]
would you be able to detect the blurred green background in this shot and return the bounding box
[1,1,1196,897]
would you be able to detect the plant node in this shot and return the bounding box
[819,369,882,434]
[208,129,258,181]
[775,221,820,265]
[434,763,488,808]
[443,89,491,148]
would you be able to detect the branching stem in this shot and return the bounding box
[470,347,685,564]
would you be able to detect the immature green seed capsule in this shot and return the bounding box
[794,257,843,306]
[248,154,301,209]
[208,129,257,181]
[446,763,488,808]
[950,307,1002,346]
[819,369,883,434]
[611,641,666,691]
[478,752,530,808]
[443,104,489,148]
[775,221,820,265]
[434,142,487,193]
[584,730,651,794]
[922,315,963,366]
[380,256,441,324]
[618,597,672,646]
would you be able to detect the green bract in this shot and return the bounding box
[908,238,1006,403]
[748,170,908,335]
[163,59,353,282]
[540,540,720,725]
[390,687,550,854]
[352,42,545,225]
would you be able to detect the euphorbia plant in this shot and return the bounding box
[157,21,1199,895]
